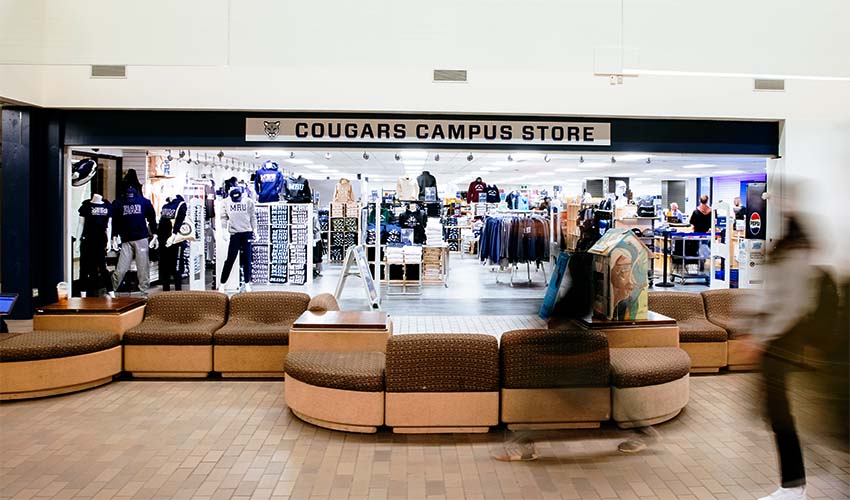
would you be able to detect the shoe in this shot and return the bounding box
[617,438,647,454]
[492,443,538,462]
[107,291,116,298]
[758,486,806,500]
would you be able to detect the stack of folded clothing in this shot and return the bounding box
[425,217,443,245]
[402,245,422,264]
[386,245,405,264]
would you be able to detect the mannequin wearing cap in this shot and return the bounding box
[77,193,113,296]
[219,187,257,292]
[333,178,356,203]
[110,182,157,297]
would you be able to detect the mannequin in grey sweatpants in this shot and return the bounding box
[110,184,157,295]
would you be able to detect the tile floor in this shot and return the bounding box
[1,373,847,500]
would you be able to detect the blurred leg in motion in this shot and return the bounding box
[493,430,538,462]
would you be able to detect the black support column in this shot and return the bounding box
[1,107,65,318]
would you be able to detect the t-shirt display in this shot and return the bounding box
[485,185,501,203]
[78,198,112,241]
[250,203,313,286]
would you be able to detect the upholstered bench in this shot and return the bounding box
[702,289,759,370]
[124,291,228,377]
[649,292,728,372]
[285,351,385,433]
[0,331,122,400]
[609,347,691,428]
[500,329,611,429]
[385,334,500,434]
[213,291,312,378]
[307,293,341,312]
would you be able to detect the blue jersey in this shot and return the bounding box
[112,188,157,242]
[254,167,284,203]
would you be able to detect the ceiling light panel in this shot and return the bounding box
[713,170,746,175]
[681,163,716,169]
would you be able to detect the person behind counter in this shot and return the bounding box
[667,202,684,223]
[690,195,712,233]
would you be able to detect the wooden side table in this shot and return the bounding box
[575,312,679,348]
[34,297,146,337]
[290,311,392,353]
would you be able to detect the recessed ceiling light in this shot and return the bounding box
[324,169,340,173]
[681,163,716,169]
[285,159,313,165]
[714,170,746,175]
[676,173,700,177]
[644,169,672,173]
[615,154,651,162]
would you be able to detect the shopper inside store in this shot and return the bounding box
[0,3,847,500]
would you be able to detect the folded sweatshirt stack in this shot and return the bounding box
[425,217,443,245]
[386,245,422,264]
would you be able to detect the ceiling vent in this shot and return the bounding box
[91,65,127,79]
[754,78,785,92]
[433,69,467,83]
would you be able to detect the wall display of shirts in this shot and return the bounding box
[251,203,313,286]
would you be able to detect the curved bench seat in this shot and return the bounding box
[609,347,691,428]
[284,351,385,433]
[0,331,122,400]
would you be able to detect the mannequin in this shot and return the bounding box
[157,194,188,291]
[220,188,257,292]
[395,176,419,201]
[333,178,356,203]
[255,160,284,202]
[78,194,112,296]
[111,183,157,297]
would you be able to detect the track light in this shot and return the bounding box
[289,152,295,159]
[579,156,584,164]
[362,152,370,160]
[544,154,551,163]
[646,157,652,164]
[325,152,332,160]
[166,150,173,162]
[507,154,514,162]
[254,151,261,159]
[178,150,185,159]
[467,153,474,162]
[395,153,401,161]
[434,153,440,162]
[217,150,225,161]
[610,156,616,163]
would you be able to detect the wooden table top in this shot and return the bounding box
[36,297,147,315]
[577,311,676,329]
[292,311,389,330]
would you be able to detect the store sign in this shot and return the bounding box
[246,118,611,146]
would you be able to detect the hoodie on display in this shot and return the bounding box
[283,175,313,203]
[157,195,188,240]
[416,171,437,200]
[78,199,112,241]
[467,180,486,203]
[396,177,420,201]
[222,190,257,235]
[485,185,501,203]
[112,187,157,242]
[254,162,285,203]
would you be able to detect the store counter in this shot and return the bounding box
[34,297,146,337]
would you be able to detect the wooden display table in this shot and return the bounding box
[34,297,146,337]
[290,311,392,353]
[575,312,679,348]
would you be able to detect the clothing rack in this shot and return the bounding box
[479,213,550,287]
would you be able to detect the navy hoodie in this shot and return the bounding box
[254,162,285,203]
[157,195,188,240]
[112,187,157,242]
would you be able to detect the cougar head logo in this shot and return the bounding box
[263,120,281,140]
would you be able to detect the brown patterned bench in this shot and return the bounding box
[213,291,311,378]
[609,347,691,428]
[384,334,500,433]
[123,291,228,377]
[0,331,122,400]
[500,329,611,429]
[648,292,728,372]
[284,351,385,433]
[701,289,760,370]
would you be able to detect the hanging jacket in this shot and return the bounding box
[395,177,419,201]
[112,187,157,242]
[485,185,501,203]
[157,195,188,240]
[221,189,257,235]
[333,178,356,203]
[467,180,487,203]
[283,176,313,204]
[417,171,438,200]
[79,199,112,242]
[254,162,285,203]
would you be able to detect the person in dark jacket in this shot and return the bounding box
[157,195,188,291]
[111,185,157,296]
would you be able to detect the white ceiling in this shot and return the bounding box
[148,148,767,189]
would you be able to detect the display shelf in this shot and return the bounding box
[251,203,313,286]
[328,202,360,263]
